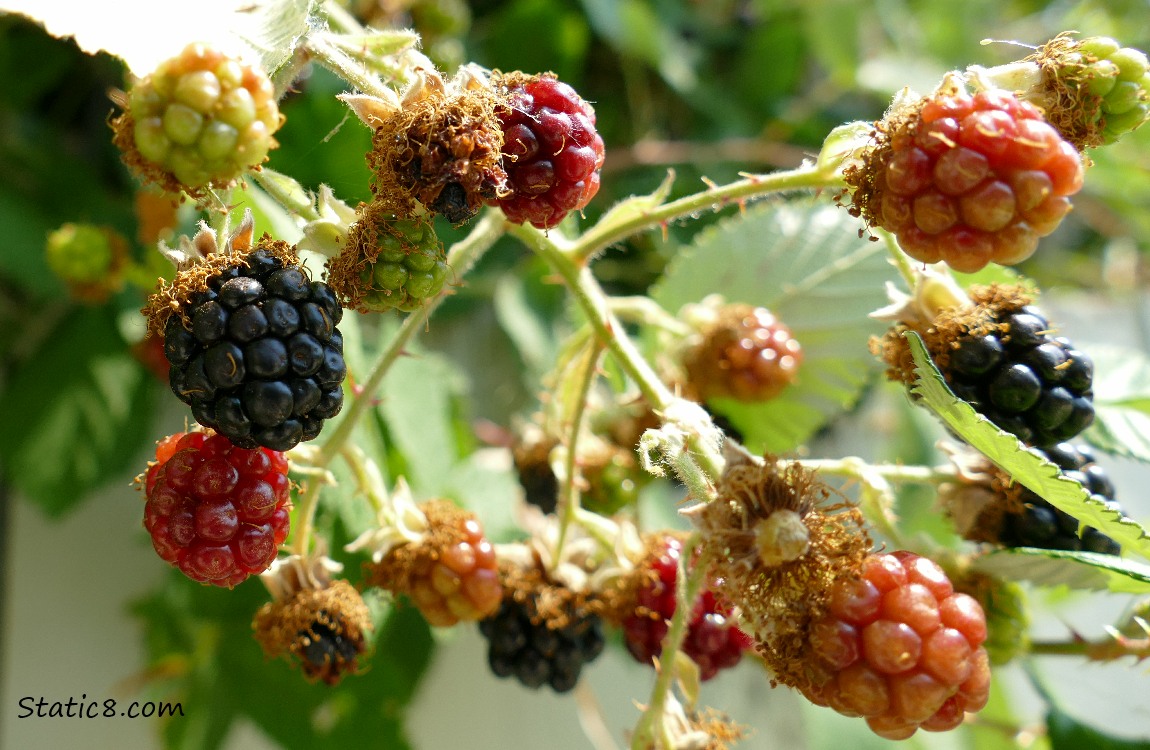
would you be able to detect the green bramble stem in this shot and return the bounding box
[552,341,606,568]
[303,31,396,102]
[573,163,844,265]
[630,536,710,750]
[292,211,506,556]
[797,458,958,485]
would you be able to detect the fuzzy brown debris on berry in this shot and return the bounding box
[843,74,1083,272]
[686,445,870,687]
[253,561,372,685]
[365,66,509,223]
[363,499,503,627]
[325,200,449,313]
[1028,33,1150,148]
[111,43,283,198]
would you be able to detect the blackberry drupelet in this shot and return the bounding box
[946,305,1093,447]
[479,596,605,693]
[1000,442,1122,555]
[164,247,346,451]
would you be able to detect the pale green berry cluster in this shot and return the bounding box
[129,43,281,189]
[359,219,449,312]
[1047,36,1150,146]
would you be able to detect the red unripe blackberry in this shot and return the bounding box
[364,500,503,627]
[802,551,990,739]
[684,304,803,403]
[479,595,606,693]
[485,75,605,228]
[163,246,346,451]
[622,536,752,681]
[846,81,1084,272]
[143,430,290,587]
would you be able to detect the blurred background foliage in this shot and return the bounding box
[1,1,1149,749]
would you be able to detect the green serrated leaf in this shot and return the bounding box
[237,0,315,77]
[651,200,895,453]
[905,331,1150,563]
[975,548,1150,594]
[0,307,156,516]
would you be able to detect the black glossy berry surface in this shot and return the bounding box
[166,249,346,450]
[947,307,1094,447]
[478,596,605,693]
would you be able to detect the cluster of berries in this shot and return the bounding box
[142,430,291,587]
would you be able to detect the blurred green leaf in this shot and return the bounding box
[975,548,1150,594]
[1085,345,1150,464]
[651,200,895,453]
[0,306,156,515]
[1048,706,1150,750]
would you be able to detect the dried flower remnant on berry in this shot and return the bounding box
[1028,33,1150,148]
[366,66,509,222]
[686,445,869,689]
[364,499,503,626]
[253,577,372,685]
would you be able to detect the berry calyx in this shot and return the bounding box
[147,234,346,451]
[683,303,803,403]
[112,43,282,195]
[844,76,1084,272]
[364,500,503,627]
[801,552,991,739]
[621,536,752,681]
[484,73,605,229]
[142,429,291,587]
[326,204,449,313]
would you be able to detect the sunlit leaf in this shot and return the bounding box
[975,548,1150,594]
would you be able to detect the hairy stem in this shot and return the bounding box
[573,163,843,265]
[304,31,395,101]
[553,341,606,569]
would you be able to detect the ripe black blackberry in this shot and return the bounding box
[478,596,605,693]
[946,305,1093,447]
[162,245,346,451]
[1000,442,1122,555]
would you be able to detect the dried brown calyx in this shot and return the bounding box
[686,445,870,691]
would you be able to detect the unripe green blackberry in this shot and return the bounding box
[327,204,449,313]
[45,223,128,303]
[1031,34,1150,148]
[112,43,282,195]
